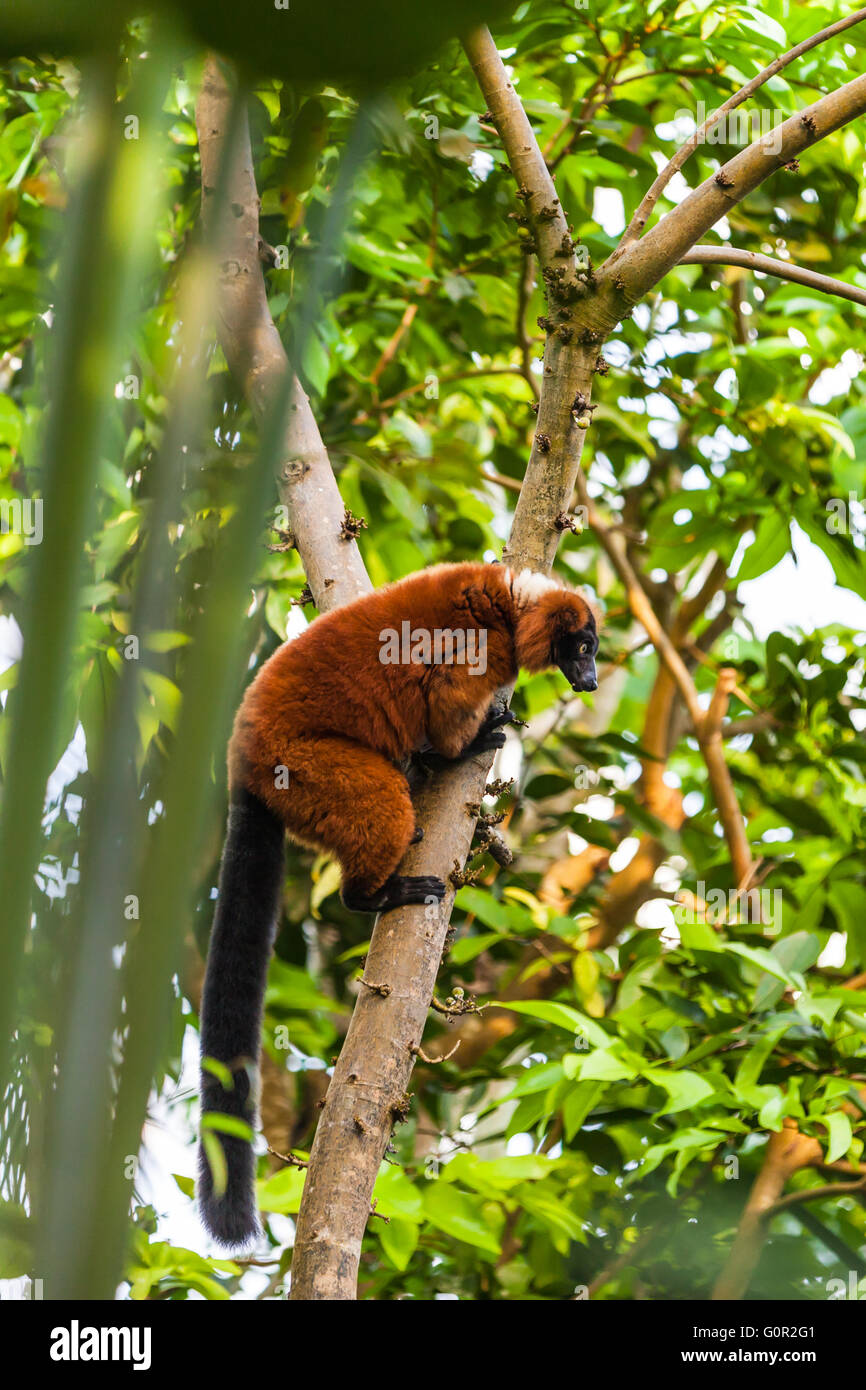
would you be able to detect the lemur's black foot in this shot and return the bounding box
[462,707,517,757]
[410,826,424,844]
[342,874,446,913]
[463,728,507,756]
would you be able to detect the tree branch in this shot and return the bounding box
[699,666,753,887]
[712,1120,822,1300]
[288,23,598,1301]
[603,72,866,311]
[574,475,703,726]
[195,56,370,613]
[766,1174,866,1216]
[576,477,755,888]
[679,245,866,309]
[619,7,866,245]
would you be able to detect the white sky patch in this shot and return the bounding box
[603,338,632,369]
[636,897,678,938]
[608,835,639,873]
[506,1133,536,1156]
[0,613,22,710]
[46,723,87,804]
[817,932,847,969]
[655,116,696,145]
[739,522,866,640]
[808,349,863,404]
[646,392,680,423]
[645,329,713,364]
[681,464,710,489]
[593,186,625,237]
[469,148,495,181]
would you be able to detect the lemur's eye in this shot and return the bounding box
[579,642,589,655]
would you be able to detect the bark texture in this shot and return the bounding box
[289,28,599,1300]
[195,56,370,613]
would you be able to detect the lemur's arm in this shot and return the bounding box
[424,669,515,762]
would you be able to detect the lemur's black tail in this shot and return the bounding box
[198,787,285,1248]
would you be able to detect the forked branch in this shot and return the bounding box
[619,7,866,245]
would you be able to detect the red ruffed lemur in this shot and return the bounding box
[198,561,599,1245]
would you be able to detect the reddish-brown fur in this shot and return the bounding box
[228,562,594,898]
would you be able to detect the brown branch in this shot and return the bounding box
[712,1120,822,1300]
[577,478,754,889]
[353,367,533,423]
[603,72,866,314]
[266,1144,309,1170]
[369,193,438,386]
[195,56,370,613]
[620,7,866,245]
[464,28,598,574]
[674,555,729,635]
[766,1174,866,1216]
[722,713,778,740]
[679,245,866,309]
[369,302,420,387]
[575,476,703,726]
[699,666,753,888]
[288,26,599,1300]
[516,251,540,399]
[586,1228,654,1298]
[481,467,523,494]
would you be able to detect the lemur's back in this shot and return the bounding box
[229,563,517,775]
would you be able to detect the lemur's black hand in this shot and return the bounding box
[414,708,518,769]
[478,707,517,734]
[462,707,517,757]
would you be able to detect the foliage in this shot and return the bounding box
[1,0,865,1300]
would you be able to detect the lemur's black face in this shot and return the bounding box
[554,619,599,693]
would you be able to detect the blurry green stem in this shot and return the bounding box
[0,55,126,1099]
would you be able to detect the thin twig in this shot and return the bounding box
[766,1174,866,1216]
[267,1144,309,1169]
[619,7,866,245]
[679,245,866,309]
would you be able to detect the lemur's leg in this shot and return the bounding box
[245,736,445,913]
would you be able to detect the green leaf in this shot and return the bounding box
[563,1081,604,1139]
[201,1113,254,1142]
[378,1216,419,1271]
[371,1166,424,1220]
[649,1069,715,1114]
[257,1164,306,1215]
[423,1184,501,1256]
[497,1000,611,1048]
[736,513,790,582]
[201,1132,228,1200]
[817,1112,853,1165]
[139,668,182,732]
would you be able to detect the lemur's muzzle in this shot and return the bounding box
[558,655,598,693]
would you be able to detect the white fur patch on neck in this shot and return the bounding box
[509,567,559,607]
